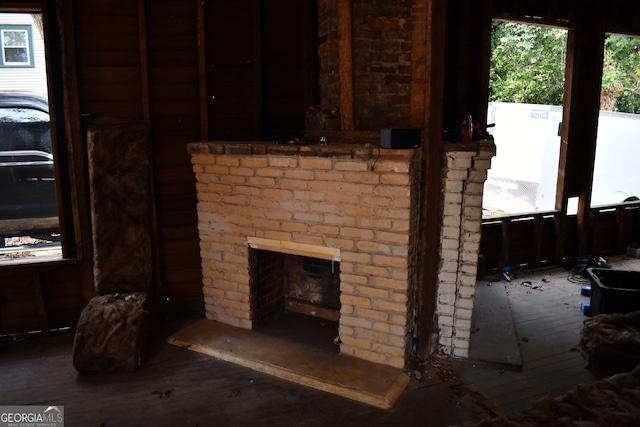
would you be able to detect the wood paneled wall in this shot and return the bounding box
[2,0,640,338]
[71,0,204,316]
[145,0,203,315]
[1,0,204,337]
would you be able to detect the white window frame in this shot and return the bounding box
[1,25,33,67]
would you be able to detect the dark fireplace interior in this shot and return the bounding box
[249,248,341,353]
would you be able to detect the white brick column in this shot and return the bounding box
[435,144,495,358]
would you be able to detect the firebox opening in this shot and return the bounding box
[249,247,341,353]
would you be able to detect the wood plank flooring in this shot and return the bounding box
[1,254,638,426]
[458,255,640,415]
[469,281,522,369]
[0,319,486,427]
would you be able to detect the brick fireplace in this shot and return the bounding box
[187,140,495,369]
[188,142,421,369]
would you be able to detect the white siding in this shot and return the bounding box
[0,13,48,96]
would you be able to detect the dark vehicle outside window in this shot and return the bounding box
[0,91,58,244]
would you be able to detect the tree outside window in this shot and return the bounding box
[484,22,640,216]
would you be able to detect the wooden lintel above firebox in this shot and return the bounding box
[247,237,341,262]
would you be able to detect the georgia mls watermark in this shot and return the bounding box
[0,406,64,427]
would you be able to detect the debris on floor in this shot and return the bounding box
[459,364,640,426]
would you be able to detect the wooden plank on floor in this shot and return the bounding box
[469,282,522,369]
[167,318,410,409]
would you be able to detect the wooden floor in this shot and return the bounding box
[0,255,638,426]
[0,320,487,427]
[459,254,640,415]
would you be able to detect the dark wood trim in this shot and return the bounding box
[51,0,86,263]
[138,0,163,305]
[138,0,150,124]
[481,201,640,272]
[32,272,50,337]
[0,1,40,11]
[477,1,493,127]
[252,0,262,139]
[53,0,94,304]
[565,6,606,255]
[410,0,427,128]
[553,210,566,262]
[615,206,626,254]
[499,218,511,267]
[604,1,640,35]
[555,27,573,210]
[196,0,208,140]
[417,0,446,359]
[533,215,543,267]
[337,0,354,131]
[302,0,317,112]
[491,0,576,28]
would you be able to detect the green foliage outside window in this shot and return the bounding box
[490,21,640,114]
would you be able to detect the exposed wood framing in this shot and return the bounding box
[416,0,446,359]
[252,0,262,139]
[410,0,427,127]
[480,201,640,272]
[337,0,354,131]
[559,5,606,254]
[197,0,208,140]
[499,218,511,268]
[138,0,150,123]
[533,216,543,267]
[3,0,640,340]
[0,1,40,11]
[616,206,627,254]
[138,0,163,303]
[32,272,50,337]
[52,0,88,264]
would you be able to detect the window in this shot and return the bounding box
[482,21,568,217]
[0,12,61,264]
[590,34,640,207]
[1,25,33,67]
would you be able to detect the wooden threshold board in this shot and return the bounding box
[167,318,410,409]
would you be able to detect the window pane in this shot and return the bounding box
[484,102,563,215]
[4,47,28,63]
[591,34,640,206]
[3,30,27,46]
[0,104,56,220]
[483,22,568,217]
